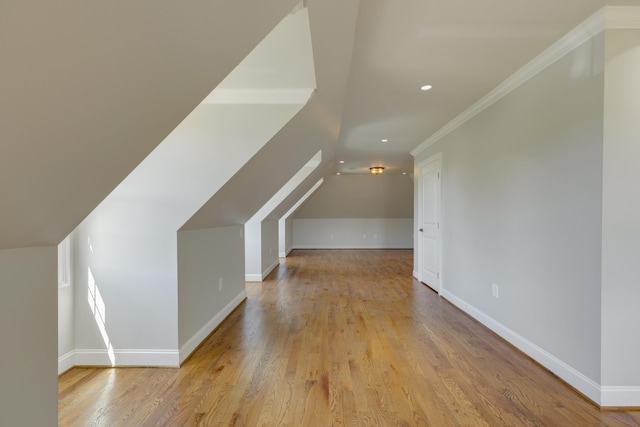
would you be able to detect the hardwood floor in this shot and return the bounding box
[59,250,640,426]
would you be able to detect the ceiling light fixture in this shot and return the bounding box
[339,160,345,163]
[420,84,433,91]
[381,139,389,143]
[336,172,341,175]
[369,166,385,175]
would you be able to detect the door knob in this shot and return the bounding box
[419,228,423,232]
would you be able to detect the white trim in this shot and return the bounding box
[245,273,263,282]
[58,351,75,375]
[202,88,314,105]
[179,290,247,364]
[413,270,419,280]
[601,386,640,407]
[411,8,611,158]
[74,349,180,367]
[262,259,280,280]
[416,153,442,292]
[279,247,294,258]
[293,245,413,250]
[440,289,602,405]
[57,234,72,288]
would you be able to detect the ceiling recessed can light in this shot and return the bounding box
[336,172,341,175]
[402,172,407,175]
[381,139,389,143]
[420,84,433,91]
[339,160,345,163]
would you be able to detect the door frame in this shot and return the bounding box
[417,152,442,294]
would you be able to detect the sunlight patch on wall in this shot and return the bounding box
[88,267,115,366]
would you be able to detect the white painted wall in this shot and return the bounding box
[0,246,57,426]
[73,103,306,364]
[414,32,605,394]
[294,174,413,218]
[601,29,640,393]
[245,151,321,280]
[70,8,316,364]
[177,226,246,362]
[293,218,413,249]
[290,174,413,249]
[244,220,263,282]
[261,220,280,278]
[284,217,295,256]
[58,233,75,374]
[278,178,323,256]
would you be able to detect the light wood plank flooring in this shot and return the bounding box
[59,250,640,426]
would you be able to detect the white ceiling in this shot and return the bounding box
[335,0,639,175]
[2,0,639,249]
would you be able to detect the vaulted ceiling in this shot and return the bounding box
[335,0,639,176]
[1,0,637,249]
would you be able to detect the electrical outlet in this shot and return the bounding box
[492,283,499,299]
[219,278,223,291]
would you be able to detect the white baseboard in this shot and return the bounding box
[179,290,247,364]
[293,245,413,250]
[601,386,640,407]
[441,289,602,405]
[279,247,293,258]
[413,270,419,280]
[246,260,280,282]
[73,348,180,367]
[58,351,75,375]
[262,259,279,280]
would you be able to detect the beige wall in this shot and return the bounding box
[294,174,413,218]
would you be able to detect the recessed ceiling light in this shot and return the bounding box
[381,139,389,143]
[420,84,433,91]
[402,172,407,175]
[339,160,345,164]
[336,172,341,175]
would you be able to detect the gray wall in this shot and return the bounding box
[292,174,413,249]
[0,247,57,426]
[293,218,413,249]
[601,29,640,388]
[177,226,246,361]
[414,34,605,383]
[295,174,413,218]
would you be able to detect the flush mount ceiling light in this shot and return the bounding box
[369,166,385,175]
[420,84,433,91]
[381,139,389,143]
[339,160,345,163]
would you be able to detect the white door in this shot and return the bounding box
[418,155,441,292]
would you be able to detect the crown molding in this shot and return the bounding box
[605,6,640,29]
[411,6,640,158]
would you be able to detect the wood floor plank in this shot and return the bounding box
[59,249,640,426]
